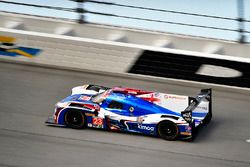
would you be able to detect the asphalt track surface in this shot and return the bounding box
[0,62,250,167]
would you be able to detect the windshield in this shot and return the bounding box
[91,90,110,103]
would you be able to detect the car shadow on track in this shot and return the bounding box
[46,124,161,140]
[192,119,218,143]
[46,121,217,142]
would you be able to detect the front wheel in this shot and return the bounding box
[157,121,179,141]
[64,109,86,129]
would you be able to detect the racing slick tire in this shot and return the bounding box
[157,121,179,141]
[64,109,86,129]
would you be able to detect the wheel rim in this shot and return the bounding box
[159,122,178,140]
[65,110,84,128]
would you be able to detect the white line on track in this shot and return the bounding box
[246,139,250,143]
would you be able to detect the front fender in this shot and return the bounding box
[57,107,95,125]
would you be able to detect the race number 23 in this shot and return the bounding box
[93,117,103,125]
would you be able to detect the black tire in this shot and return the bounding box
[157,121,179,141]
[64,109,85,129]
[203,111,212,125]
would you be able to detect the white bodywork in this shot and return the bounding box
[71,84,106,95]
[137,93,189,113]
[97,108,187,126]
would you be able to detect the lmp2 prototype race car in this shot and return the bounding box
[46,84,212,141]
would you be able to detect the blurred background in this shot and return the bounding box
[0,0,249,43]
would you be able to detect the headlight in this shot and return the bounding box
[56,102,69,108]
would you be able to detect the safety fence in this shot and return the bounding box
[0,0,249,43]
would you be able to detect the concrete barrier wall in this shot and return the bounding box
[1,13,250,89]
[1,28,250,89]
[0,29,142,73]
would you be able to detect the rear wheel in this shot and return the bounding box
[64,109,85,129]
[158,121,179,141]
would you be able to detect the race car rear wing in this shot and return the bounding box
[181,89,212,124]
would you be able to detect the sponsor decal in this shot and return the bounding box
[92,117,103,128]
[196,64,242,78]
[196,106,208,110]
[88,123,93,127]
[116,95,126,100]
[164,95,186,100]
[83,104,96,110]
[138,125,154,131]
[185,126,192,132]
[180,132,192,136]
[129,50,250,88]
[78,95,91,101]
[0,36,41,58]
[129,106,134,112]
